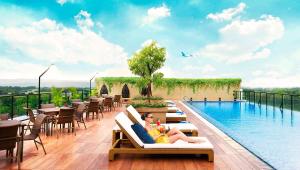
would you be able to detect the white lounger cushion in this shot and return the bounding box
[115,112,144,147]
[166,113,187,118]
[127,105,185,121]
[168,107,182,112]
[127,105,145,125]
[127,105,192,129]
[144,137,213,149]
[165,100,175,104]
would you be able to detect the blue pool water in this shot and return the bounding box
[186,101,300,170]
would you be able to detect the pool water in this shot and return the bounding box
[186,101,300,170]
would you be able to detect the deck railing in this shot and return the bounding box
[233,90,300,111]
[0,89,91,119]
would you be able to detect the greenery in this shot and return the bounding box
[51,87,64,106]
[129,102,167,108]
[128,41,166,98]
[97,77,241,94]
[133,96,163,100]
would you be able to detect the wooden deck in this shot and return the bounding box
[0,102,272,170]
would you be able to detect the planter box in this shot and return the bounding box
[135,107,168,123]
[131,99,164,104]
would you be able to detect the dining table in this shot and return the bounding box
[0,120,25,161]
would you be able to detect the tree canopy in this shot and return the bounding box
[128,41,166,97]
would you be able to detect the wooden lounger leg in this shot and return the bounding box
[109,149,115,161]
[208,151,214,162]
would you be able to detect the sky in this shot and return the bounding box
[0,0,299,88]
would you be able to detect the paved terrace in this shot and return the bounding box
[0,102,271,170]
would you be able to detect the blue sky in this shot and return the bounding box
[0,0,299,87]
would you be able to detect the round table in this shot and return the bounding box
[0,120,21,127]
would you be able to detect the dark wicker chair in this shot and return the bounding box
[113,95,122,107]
[0,113,9,120]
[86,101,102,120]
[0,123,21,169]
[55,108,76,138]
[23,114,47,155]
[23,107,36,134]
[103,97,114,112]
[75,104,87,129]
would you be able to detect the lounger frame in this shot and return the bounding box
[109,121,214,162]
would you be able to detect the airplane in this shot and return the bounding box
[181,51,193,57]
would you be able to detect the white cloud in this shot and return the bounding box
[244,75,300,88]
[56,0,80,6]
[207,2,246,22]
[142,4,171,25]
[0,15,128,66]
[74,10,94,30]
[196,15,284,63]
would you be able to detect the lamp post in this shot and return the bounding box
[38,64,54,108]
[90,72,98,96]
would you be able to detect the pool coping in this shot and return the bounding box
[179,101,274,170]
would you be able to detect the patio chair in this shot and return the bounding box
[0,123,21,169]
[86,101,102,120]
[41,104,55,109]
[109,112,214,161]
[0,113,9,120]
[103,97,114,112]
[113,95,122,107]
[126,105,198,136]
[166,106,187,122]
[23,107,36,134]
[55,108,76,138]
[75,104,87,129]
[23,114,47,155]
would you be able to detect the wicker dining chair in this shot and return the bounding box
[0,123,21,169]
[86,101,102,120]
[113,95,122,107]
[103,97,114,112]
[55,108,76,138]
[23,114,47,155]
[75,104,87,129]
[23,107,36,134]
[0,113,9,120]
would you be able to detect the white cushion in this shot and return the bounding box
[144,137,213,149]
[166,113,187,118]
[165,100,175,104]
[126,105,145,125]
[115,112,144,147]
[164,123,197,130]
[167,103,177,107]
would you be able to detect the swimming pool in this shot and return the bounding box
[185,101,300,170]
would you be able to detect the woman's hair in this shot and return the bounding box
[141,112,151,120]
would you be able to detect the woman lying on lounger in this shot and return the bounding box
[142,113,201,144]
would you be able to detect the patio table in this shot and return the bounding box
[0,120,25,161]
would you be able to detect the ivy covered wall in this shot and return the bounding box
[96,77,241,100]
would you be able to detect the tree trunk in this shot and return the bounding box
[147,82,152,103]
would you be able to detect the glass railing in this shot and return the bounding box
[0,89,91,119]
[234,90,300,111]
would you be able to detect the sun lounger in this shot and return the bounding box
[126,105,198,136]
[109,112,214,161]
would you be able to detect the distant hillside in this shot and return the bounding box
[0,79,90,88]
[243,87,300,95]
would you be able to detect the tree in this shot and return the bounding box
[128,41,166,100]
